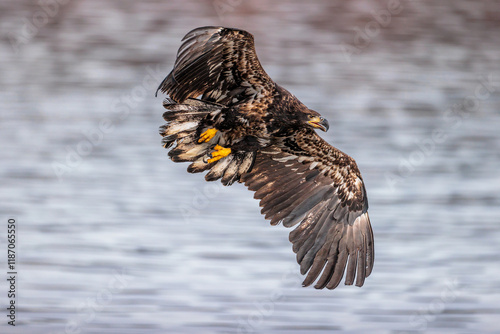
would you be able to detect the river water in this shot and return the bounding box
[1,0,500,333]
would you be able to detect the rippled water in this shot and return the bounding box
[1,1,500,333]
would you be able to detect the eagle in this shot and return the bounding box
[156,26,374,290]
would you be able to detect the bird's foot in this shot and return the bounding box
[198,128,218,143]
[208,145,231,163]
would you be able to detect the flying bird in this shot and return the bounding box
[156,26,374,289]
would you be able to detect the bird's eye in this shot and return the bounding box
[308,115,314,119]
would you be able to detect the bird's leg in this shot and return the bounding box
[208,145,231,163]
[198,128,218,143]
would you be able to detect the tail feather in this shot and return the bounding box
[187,156,213,173]
[160,98,216,150]
[221,156,241,185]
[169,140,210,162]
[222,152,256,186]
[206,156,234,182]
[160,98,256,185]
[161,121,199,137]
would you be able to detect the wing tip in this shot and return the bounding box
[295,211,374,290]
[182,26,253,42]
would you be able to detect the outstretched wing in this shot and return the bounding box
[156,26,275,105]
[241,130,374,289]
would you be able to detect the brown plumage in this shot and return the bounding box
[157,26,374,289]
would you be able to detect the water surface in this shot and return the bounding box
[1,1,500,333]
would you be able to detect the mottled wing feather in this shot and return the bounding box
[156,26,275,105]
[241,130,374,289]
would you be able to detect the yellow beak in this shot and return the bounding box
[307,116,329,132]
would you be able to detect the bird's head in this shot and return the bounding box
[302,109,329,132]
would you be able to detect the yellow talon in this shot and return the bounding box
[198,128,218,143]
[207,145,231,163]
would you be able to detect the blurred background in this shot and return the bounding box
[1,0,500,333]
